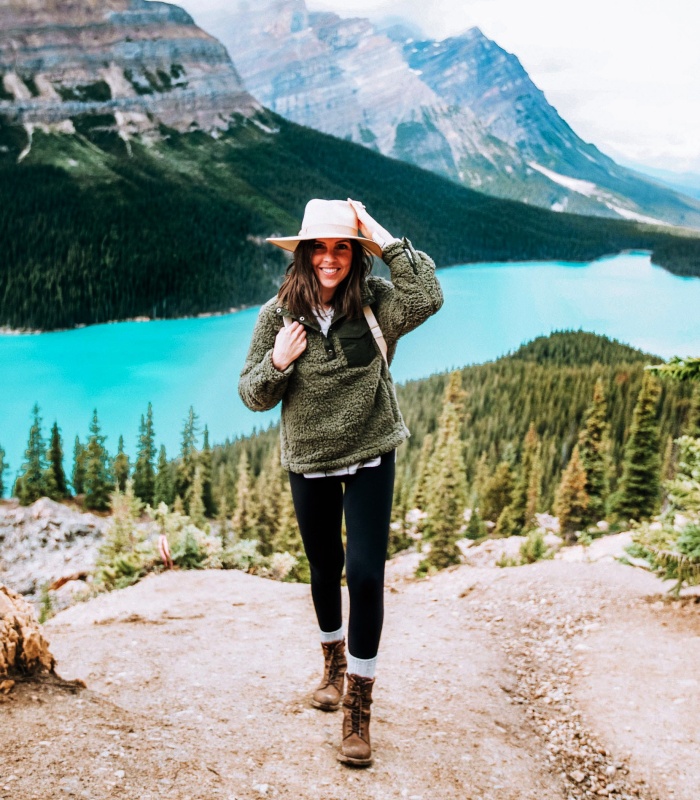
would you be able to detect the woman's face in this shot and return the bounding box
[310,238,353,303]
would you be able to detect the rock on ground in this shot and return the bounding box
[0,498,107,603]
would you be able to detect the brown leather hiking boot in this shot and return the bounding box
[311,639,347,711]
[337,673,374,767]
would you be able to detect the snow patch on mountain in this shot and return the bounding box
[604,205,667,226]
[528,162,600,198]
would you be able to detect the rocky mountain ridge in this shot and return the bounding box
[0,0,261,142]
[204,0,700,228]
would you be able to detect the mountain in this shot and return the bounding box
[1,0,700,332]
[204,0,700,229]
[621,164,700,203]
[0,0,260,137]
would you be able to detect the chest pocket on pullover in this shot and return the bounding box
[337,317,377,368]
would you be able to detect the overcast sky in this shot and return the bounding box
[180,0,700,175]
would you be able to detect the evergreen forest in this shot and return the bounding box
[4,333,698,568]
[2,111,700,332]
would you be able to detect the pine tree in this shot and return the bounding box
[231,449,258,540]
[420,372,468,571]
[686,383,700,438]
[199,426,215,518]
[495,503,519,537]
[83,409,112,511]
[470,451,491,510]
[213,460,236,518]
[465,505,486,540]
[660,434,676,484]
[255,443,284,556]
[44,421,68,500]
[175,406,199,512]
[410,432,434,512]
[95,479,145,589]
[153,444,175,507]
[16,403,47,505]
[525,444,543,525]
[133,403,156,506]
[480,462,514,523]
[577,378,611,524]
[188,466,207,529]
[271,477,309,582]
[72,436,87,495]
[217,495,231,548]
[388,473,413,556]
[509,423,541,533]
[0,444,7,499]
[112,435,131,493]
[555,445,590,542]
[611,374,662,522]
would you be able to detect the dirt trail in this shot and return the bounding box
[1,559,698,800]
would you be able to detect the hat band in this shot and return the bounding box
[297,223,360,239]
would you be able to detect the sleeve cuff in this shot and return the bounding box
[382,237,419,272]
[265,349,294,379]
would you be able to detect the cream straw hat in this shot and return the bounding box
[266,199,383,258]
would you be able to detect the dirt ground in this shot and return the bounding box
[1,558,698,800]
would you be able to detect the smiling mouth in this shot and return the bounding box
[321,268,340,275]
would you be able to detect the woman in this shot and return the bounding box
[238,198,443,766]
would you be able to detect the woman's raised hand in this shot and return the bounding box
[347,199,395,248]
[272,320,307,371]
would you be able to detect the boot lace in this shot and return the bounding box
[348,680,371,735]
[323,643,344,687]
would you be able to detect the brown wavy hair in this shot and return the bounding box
[277,239,373,321]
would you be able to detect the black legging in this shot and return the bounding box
[288,450,395,660]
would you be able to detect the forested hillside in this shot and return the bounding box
[1,113,700,331]
[209,331,694,520]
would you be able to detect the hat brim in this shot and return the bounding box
[266,234,383,258]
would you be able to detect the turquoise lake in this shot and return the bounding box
[2,251,699,490]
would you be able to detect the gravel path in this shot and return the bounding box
[1,559,698,800]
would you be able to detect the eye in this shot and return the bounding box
[336,243,350,251]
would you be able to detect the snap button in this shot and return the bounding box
[299,316,305,321]
[276,307,282,313]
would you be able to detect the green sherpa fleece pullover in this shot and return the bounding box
[238,238,444,473]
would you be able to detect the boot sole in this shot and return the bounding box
[336,751,373,767]
[310,698,341,711]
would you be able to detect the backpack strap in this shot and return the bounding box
[363,305,388,366]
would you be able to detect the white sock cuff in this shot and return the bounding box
[347,653,377,679]
[319,625,344,643]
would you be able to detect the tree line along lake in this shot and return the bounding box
[1,251,699,490]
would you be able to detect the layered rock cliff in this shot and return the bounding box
[205,0,700,228]
[0,0,260,141]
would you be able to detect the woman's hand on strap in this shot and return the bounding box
[347,199,395,249]
[272,320,307,371]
